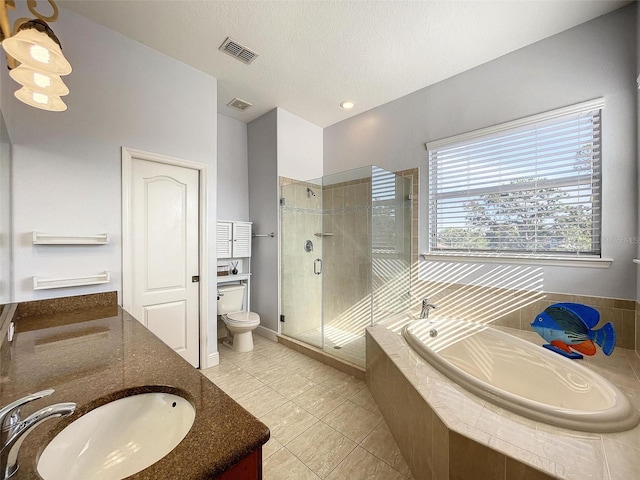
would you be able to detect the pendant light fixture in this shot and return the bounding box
[9,64,70,96]
[14,85,67,111]
[0,1,72,112]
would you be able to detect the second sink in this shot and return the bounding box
[37,392,195,480]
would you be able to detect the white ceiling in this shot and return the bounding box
[58,0,630,128]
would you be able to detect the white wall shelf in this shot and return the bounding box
[216,273,251,284]
[33,272,111,290]
[32,232,110,245]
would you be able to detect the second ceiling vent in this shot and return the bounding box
[227,98,253,112]
[219,37,259,65]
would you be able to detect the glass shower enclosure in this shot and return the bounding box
[280,166,412,367]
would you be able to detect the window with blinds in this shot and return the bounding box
[427,99,602,256]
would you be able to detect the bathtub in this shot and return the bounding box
[402,317,639,433]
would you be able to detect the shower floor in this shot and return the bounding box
[294,325,366,367]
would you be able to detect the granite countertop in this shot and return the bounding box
[0,296,270,479]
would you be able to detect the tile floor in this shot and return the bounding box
[201,334,413,480]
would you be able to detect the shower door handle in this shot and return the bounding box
[314,258,323,275]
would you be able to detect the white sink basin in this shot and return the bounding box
[37,392,195,480]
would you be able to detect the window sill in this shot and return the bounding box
[421,252,613,269]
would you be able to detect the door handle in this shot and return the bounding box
[313,259,322,275]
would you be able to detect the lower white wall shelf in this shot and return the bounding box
[32,232,110,245]
[33,272,111,290]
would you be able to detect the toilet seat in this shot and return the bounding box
[225,311,260,324]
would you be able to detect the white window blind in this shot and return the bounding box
[427,99,602,256]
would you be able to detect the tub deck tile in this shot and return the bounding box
[366,323,640,480]
[602,438,640,480]
[474,403,537,453]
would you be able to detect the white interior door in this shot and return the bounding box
[129,158,200,367]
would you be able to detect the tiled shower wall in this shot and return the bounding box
[322,177,372,323]
[280,175,374,331]
[279,178,323,337]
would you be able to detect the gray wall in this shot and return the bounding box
[277,108,323,181]
[0,111,11,305]
[248,109,279,332]
[218,114,249,221]
[1,7,219,356]
[247,108,324,334]
[325,4,638,300]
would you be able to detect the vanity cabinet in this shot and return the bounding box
[216,221,252,258]
[215,449,262,479]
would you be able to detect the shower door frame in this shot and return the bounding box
[279,179,325,349]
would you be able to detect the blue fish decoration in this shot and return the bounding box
[530,303,616,359]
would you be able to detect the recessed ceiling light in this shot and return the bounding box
[340,101,355,110]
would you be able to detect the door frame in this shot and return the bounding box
[121,146,209,369]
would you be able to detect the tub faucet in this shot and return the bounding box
[0,389,76,479]
[420,298,437,319]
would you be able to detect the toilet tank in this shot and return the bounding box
[217,284,245,314]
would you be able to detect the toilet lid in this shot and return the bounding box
[226,311,260,323]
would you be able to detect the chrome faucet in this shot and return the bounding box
[420,298,437,319]
[0,389,75,479]
[0,389,55,443]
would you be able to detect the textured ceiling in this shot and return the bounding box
[58,1,630,127]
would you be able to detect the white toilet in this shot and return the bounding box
[217,284,260,352]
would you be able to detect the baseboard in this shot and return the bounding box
[204,351,219,368]
[255,325,278,342]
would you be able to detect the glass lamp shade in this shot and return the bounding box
[14,87,67,112]
[2,28,72,75]
[9,65,69,96]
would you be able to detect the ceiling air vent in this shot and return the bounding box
[227,97,253,112]
[219,37,259,65]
